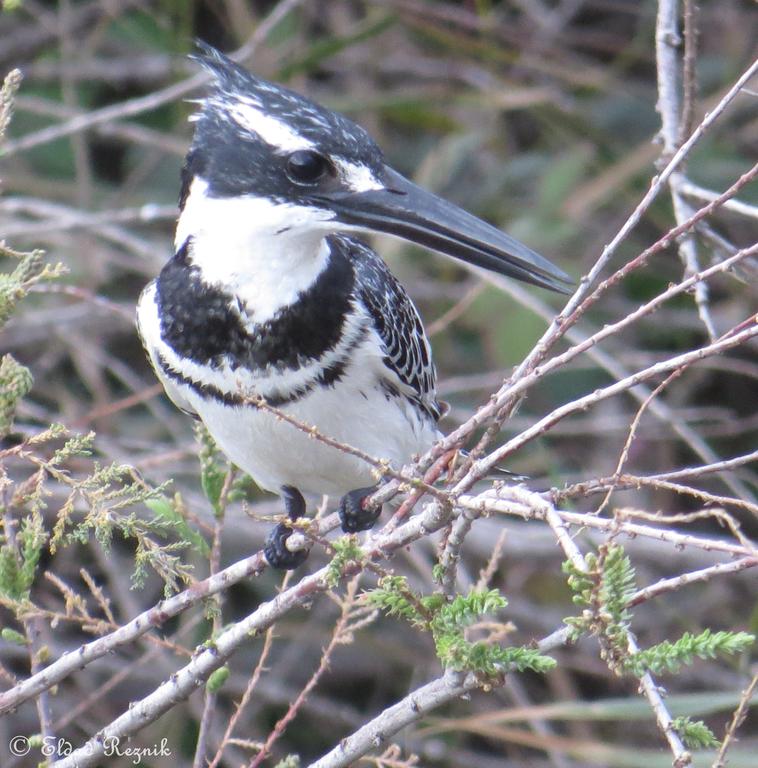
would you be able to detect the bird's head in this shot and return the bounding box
[177,42,571,293]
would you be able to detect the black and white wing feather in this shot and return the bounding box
[336,235,441,421]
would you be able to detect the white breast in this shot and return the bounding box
[175,176,336,324]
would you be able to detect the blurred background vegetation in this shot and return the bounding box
[0,1,756,766]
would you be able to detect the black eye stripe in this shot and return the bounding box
[285,149,331,185]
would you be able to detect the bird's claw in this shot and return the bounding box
[339,486,381,533]
[264,522,309,570]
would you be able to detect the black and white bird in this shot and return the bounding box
[137,44,571,569]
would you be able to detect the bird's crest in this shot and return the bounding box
[189,41,377,159]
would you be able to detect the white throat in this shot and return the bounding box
[176,177,337,322]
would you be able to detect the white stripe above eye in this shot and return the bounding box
[334,159,384,192]
[224,97,316,153]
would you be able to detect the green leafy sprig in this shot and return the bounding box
[563,542,636,673]
[563,542,754,751]
[626,630,755,677]
[195,423,229,517]
[367,576,555,677]
[326,535,365,588]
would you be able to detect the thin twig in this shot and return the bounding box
[459,321,758,484]
[679,0,698,143]
[192,511,226,768]
[47,499,456,768]
[561,473,758,519]
[679,179,758,220]
[713,673,758,768]
[629,557,757,607]
[308,625,569,768]
[208,573,290,768]
[437,504,475,597]
[645,450,758,483]
[457,489,756,559]
[249,577,362,767]
[656,0,717,340]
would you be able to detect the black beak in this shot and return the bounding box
[321,165,572,293]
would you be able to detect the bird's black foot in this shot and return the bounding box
[339,486,381,533]
[264,523,309,570]
[264,486,309,570]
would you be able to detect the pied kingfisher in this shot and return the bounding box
[137,43,571,569]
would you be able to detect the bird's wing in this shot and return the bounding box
[336,235,442,422]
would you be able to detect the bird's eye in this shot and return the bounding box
[285,150,330,185]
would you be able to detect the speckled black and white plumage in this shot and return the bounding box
[349,237,440,421]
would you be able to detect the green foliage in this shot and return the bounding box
[326,535,364,588]
[0,353,32,437]
[0,242,61,441]
[1,419,193,600]
[144,495,210,558]
[431,589,555,674]
[564,543,635,637]
[367,576,555,677]
[0,243,66,329]
[563,543,636,673]
[206,665,230,694]
[227,471,260,504]
[50,458,171,536]
[1,627,27,644]
[565,543,754,683]
[625,630,755,677]
[433,589,507,634]
[0,67,22,138]
[273,756,300,768]
[367,575,431,627]
[0,510,47,602]
[0,239,65,443]
[0,544,23,602]
[50,431,95,464]
[671,716,719,750]
[195,423,229,517]
[17,511,46,594]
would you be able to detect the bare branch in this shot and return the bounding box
[459,322,758,485]
[1,0,307,158]
[629,557,757,607]
[458,489,756,559]
[48,500,455,768]
[309,623,568,768]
